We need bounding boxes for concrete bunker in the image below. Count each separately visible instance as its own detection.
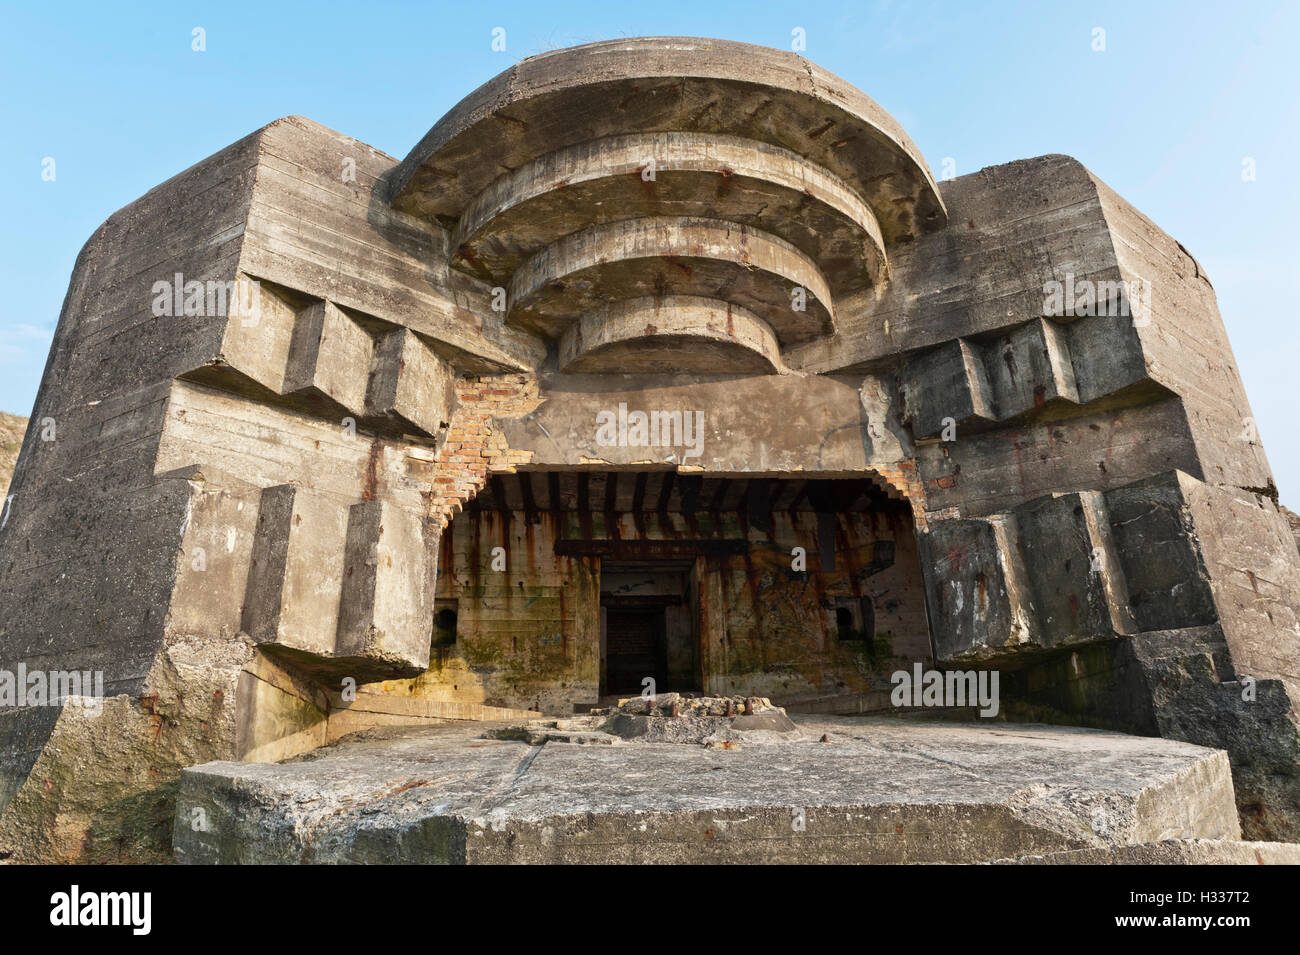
[4,36,1300,861]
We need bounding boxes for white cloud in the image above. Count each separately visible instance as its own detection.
[0,323,54,365]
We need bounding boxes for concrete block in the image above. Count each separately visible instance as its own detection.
[919,515,1033,661]
[241,484,349,657]
[1011,491,1117,649]
[1065,310,1149,405]
[1103,472,1216,632]
[216,276,297,394]
[366,328,456,438]
[898,339,996,439]
[979,318,1079,419]
[335,500,436,677]
[283,300,373,413]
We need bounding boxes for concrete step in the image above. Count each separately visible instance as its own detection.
[174,715,1239,864]
[994,838,1300,865]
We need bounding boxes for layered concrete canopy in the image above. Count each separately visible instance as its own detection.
[1,37,1298,863]
[392,38,946,371]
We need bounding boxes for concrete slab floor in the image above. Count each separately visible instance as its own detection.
[174,715,1242,864]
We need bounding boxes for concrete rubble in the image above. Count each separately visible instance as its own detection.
[485,693,800,746]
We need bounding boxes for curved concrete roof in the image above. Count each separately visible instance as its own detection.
[390,37,947,243]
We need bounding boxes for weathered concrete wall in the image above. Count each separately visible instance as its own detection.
[1281,506,1300,556]
[994,622,1300,843]
[240,116,543,373]
[0,128,266,854]
[707,510,928,704]
[395,496,927,714]
[821,149,1300,841]
[922,469,1300,840]
[418,511,602,713]
[786,156,1118,375]
[498,371,894,474]
[914,395,1199,520]
[1093,175,1273,494]
[0,117,546,860]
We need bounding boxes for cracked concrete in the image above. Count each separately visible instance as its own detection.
[173,716,1241,864]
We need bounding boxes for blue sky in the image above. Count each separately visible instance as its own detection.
[2,1,1296,497]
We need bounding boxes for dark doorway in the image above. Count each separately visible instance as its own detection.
[600,559,699,696]
[604,606,666,695]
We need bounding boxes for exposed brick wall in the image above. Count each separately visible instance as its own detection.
[429,374,540,528]
[872,459,928,531]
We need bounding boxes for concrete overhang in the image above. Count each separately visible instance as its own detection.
[389,37,947,373]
